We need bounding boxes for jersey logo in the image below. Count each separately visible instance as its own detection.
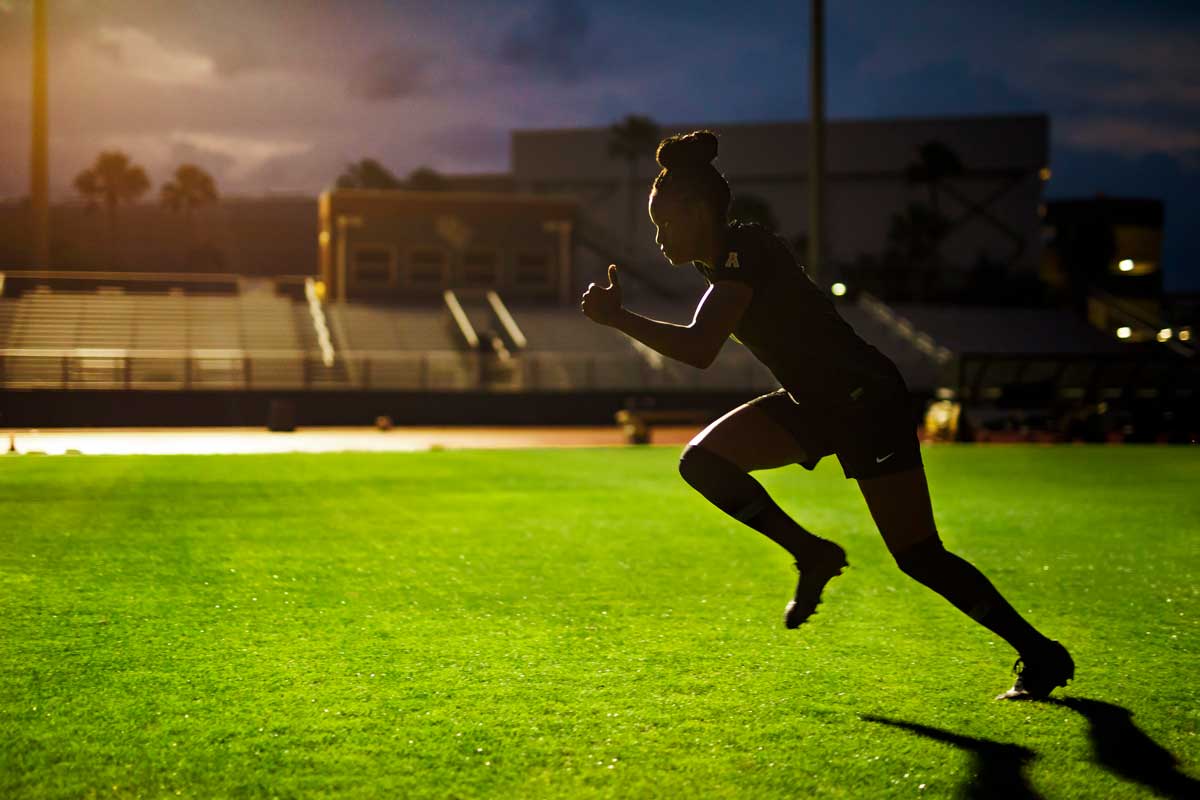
[875,452,895,464]
[724,252,740,269]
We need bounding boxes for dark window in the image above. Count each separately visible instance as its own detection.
[352,247,394,285]
[514,252,552,286]
[462,250,499,286]
[410,249,447,286]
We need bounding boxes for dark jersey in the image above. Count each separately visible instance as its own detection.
[694,221,907,411]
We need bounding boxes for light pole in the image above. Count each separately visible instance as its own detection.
[335,214,363,304]
[31,0,49,269]
[807,0,826,286]
[542,219,573,305]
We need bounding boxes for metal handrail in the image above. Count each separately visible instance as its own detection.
[0,346,777,393]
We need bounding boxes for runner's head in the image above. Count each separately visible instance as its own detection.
[649,130,731,265]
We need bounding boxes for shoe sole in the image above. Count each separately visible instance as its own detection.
[783,557,848,629]
[995,652,1075,701]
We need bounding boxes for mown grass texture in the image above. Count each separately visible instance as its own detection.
[1,445,1197,798]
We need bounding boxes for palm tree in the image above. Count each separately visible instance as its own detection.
[607,115,661,258]
[730,193,779,232]
[905,140,964,213]
[73,150,151,269]
[886,203,951,300]
[908,140,1028,272]
[888,204,950,263]
[335,158,402,189]
[405,166,447,191]
[160,164,218,268]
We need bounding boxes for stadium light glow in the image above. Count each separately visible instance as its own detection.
[1116,326,1132,339]
[831,282,847,296]
[1118,259,1135,272]
[1039,167,1051,181]
[1157,328,1173,342]
[1180,328,1193,342]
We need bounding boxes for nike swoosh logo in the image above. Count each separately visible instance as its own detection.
[875,453,895,463]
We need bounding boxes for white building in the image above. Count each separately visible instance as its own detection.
[511,114,1049,300]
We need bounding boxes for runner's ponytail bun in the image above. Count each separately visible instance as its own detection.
[656,130,719,171]
[652,130,730,223]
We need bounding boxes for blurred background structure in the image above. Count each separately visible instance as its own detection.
[1,1,1196,443]
[1,114,1194,443]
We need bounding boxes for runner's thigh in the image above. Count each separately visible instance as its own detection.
[689,393,814,472]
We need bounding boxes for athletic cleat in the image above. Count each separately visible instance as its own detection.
[784,540,848,629]
[995,639,1075,700]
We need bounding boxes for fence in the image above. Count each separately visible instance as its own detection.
[0,348,779,393]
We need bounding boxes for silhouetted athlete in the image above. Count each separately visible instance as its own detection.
[580,129,1073,700]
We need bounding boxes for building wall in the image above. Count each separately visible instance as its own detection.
[318,190,576,303]
[0,196,317,276]
[512,114,1049,297]
[0,115,1048,303]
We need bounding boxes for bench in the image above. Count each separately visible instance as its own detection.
[614,408,714,445]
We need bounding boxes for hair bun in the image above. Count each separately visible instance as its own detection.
[656,130,719,170]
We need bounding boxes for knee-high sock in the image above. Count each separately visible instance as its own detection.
[894,536,1052,656]
[678,444,830,562]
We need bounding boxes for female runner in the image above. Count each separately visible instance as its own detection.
[580,130,1073,700]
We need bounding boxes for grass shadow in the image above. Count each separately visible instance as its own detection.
[1047,697,1200,800]
[861,715,1041,800]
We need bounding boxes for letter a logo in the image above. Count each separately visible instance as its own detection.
[725,252,740,269]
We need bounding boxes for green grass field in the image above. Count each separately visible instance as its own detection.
[1,445,1197,799]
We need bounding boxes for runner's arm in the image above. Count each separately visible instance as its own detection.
[608,282,752,369]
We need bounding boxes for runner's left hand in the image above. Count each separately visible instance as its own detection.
[581,264,622,325]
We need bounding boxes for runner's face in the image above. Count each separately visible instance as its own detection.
[649,190,704,265]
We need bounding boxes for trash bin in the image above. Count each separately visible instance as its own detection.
[267,399,296,432]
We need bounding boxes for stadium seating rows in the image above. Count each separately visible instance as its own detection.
[0,287,779,392]
[885,304,1131,355]
[5,286,1181,403]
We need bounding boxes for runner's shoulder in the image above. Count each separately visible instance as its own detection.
[730,221,800,268]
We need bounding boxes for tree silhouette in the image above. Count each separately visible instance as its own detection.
[160,164,218,269]
[889,203,950,262]
[905,140,965,213]
[73,150,151,269]
[903,139,1027,281]
[607,115,661,258]
[730,193,779,232]
[405,166,447,191]
[886,203,951,300]
[335,158,402,189]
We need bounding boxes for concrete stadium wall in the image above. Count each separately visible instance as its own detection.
[3,389,922,429]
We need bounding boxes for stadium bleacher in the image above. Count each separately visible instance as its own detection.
[1,275,1194,442]
[0,281,1162,396]
[885,304,1135,356]
[0,284,310,389]
[837,303,948,392]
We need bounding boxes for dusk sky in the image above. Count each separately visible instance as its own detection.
[2,0,1198,289]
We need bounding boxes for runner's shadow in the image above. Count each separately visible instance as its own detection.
[1047,697,1200,800]
[861,715,1041,800]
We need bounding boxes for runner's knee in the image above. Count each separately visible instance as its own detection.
[678,442,733,487]
[892,534,947,579]
[678,444,770,518]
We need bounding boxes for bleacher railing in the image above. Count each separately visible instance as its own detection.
[0,348,777,393]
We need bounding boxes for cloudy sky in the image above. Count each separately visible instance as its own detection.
[2,0,1198,288]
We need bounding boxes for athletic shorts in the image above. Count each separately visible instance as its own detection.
[747,385,923,480]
